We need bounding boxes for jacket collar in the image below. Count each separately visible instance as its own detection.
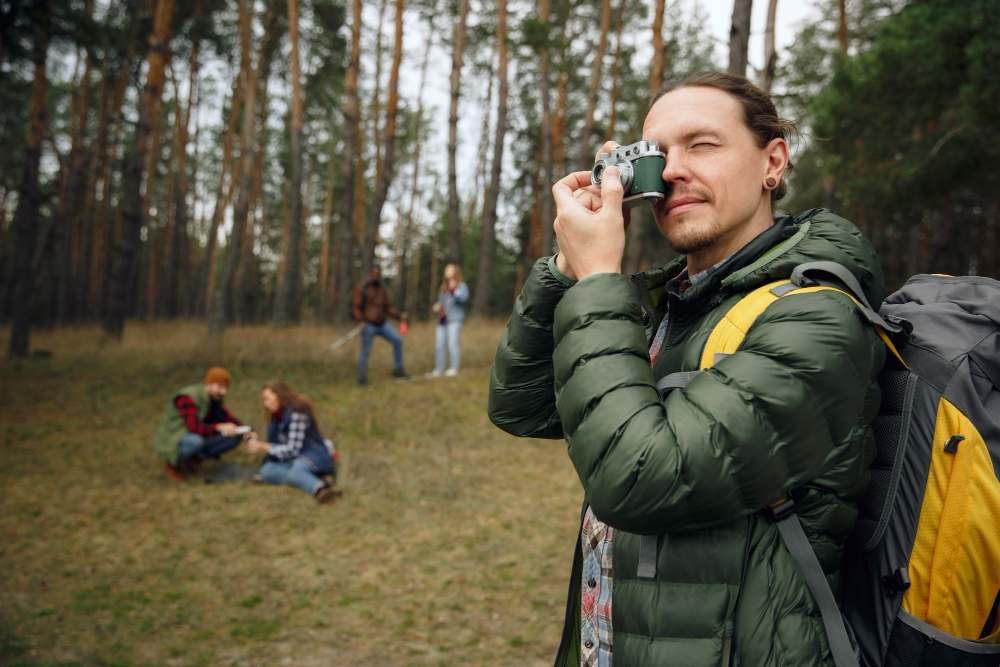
[631,214,796,319]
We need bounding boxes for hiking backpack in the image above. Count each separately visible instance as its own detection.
[653,264,1000,667]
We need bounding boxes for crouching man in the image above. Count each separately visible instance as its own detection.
[153,366,249,481]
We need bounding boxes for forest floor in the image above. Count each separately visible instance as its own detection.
[0,319,582,666]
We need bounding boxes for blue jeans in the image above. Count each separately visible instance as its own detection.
[435,320,463,372]
[177,433,242,463]
[357,321,404,381]
[258,458,325,495]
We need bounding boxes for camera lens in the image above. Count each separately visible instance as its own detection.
[591,163,605,187]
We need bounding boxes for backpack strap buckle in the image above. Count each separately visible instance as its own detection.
[766,496,797,522]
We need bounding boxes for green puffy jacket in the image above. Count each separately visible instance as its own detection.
[489,209,886,667]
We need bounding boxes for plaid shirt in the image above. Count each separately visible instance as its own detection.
[580,256,733,666]
[174,395,241,437]
[580,506,614,666]
[267,409,311,460]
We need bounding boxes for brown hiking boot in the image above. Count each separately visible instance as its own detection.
[164,461,187,482]
[181,456,205,477]
[314,485,344,504]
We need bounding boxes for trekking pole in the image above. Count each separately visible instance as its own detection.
[328,326,362,351]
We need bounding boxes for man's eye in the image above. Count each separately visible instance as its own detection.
[693,142,716,149]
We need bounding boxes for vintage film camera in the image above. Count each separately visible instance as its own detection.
[590,140,669,210]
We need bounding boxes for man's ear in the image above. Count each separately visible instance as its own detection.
[764,137,789,181]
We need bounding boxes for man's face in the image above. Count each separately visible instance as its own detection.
[205,382,228,401]
[370,267,381,283]
[642,86,776,255]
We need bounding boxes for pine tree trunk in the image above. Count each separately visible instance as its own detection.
[197,76,243,316]
[104,0,173,339]
[273,0,305,327]
[335,0,363,323]
[579,0,612,167]
[361,0,405,271]
[837,0,848,53]
[605,0,626,141]
[759,0,778,92]
[538,0,555,258]
[399,9,435,307]
[728,0,753,77]
[165,1,200,319]
[7,0,50,357]
[208,0,261,337]
[463,64,493,247]
[551,7,572,184]
[316,143,338,322]
[471,0,508,317]
[447,0,470,265]
[650,0,665,97]
[93,36,135,319]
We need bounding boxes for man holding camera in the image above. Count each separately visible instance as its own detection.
[489,72,884,667]
[153,366,250,481]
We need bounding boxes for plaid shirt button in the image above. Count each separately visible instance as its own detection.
[585,640,594,649]
[588,578,597,588]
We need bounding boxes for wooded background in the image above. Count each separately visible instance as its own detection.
[1,0,997,357]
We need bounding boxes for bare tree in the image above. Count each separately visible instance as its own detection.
[471,0,508,317]
[7,0,50,357]
[360,0,404,271]
[759,0,778,92]
[447,0,470,264]
[728,0,753,77]
[334,0,362,323]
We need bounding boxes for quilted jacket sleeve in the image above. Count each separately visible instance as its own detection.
[488,256,577,439]
[552,273,884,534]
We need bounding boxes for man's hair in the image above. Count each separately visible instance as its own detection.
[649,71,798,203]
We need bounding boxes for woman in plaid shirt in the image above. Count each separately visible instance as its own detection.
[247,380,340,504]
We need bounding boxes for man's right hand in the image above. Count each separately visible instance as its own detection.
[553,141,633,281]
[360,322,367,330]
[217,422,239,437]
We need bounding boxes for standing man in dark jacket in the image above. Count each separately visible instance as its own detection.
[352,264,409,386]
[489,72,885,666]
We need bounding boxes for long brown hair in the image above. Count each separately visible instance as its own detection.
[263,379,321,431]
[438,263,464,294]
[649,71,799,203]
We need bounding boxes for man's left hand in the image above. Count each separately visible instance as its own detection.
[552,166,627,280]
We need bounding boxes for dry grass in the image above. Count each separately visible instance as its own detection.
[0,319,582,666]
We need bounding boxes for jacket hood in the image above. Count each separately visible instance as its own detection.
[633,208,884,318]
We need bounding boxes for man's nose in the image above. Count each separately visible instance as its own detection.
[662,149,692,184]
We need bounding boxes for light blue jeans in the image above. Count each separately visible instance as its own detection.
[257,458,325,496]
[358,321,404,381]
[435,320,463,372]
[177,433,242,463]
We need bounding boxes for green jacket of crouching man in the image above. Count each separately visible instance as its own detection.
[488,209,886,666]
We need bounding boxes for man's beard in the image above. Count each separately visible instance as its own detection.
[664,218,723,255]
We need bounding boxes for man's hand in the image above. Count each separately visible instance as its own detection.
[217,422,239,437]
[360,322,367,330]
[552,141,632,280]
